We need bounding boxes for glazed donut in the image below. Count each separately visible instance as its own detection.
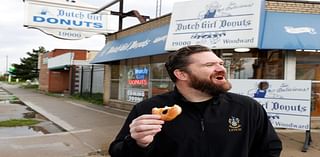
[152,104,182,121]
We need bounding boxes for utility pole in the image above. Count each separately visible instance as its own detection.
[6,55,8,73]
[156,0,162,18]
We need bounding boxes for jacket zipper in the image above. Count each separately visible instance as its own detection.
[200,118,205,131]
[200,118,207,157]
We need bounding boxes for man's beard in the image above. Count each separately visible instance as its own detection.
[188,72,232,96]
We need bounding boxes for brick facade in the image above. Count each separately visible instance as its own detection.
[48,71,69,93]
[38,53,49,92]
[49,49,88,60]
[266,0,320,14]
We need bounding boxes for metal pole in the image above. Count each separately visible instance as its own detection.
[90,65,94,96]
[70,65,74,95]
[118,0,124,30]
[6,55,8,73]
[80,66,84,96]
[159,0,162,17]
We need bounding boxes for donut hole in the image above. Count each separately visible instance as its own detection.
[162,109,168,115]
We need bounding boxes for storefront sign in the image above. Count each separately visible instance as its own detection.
[128,80,148,86]
[48,52,74,70]
[165,0,265,50]
[134,67,148,80]
[229,79,311,130]
[91,25,169,63]
[24,0,112,40]
[127,67,149,86]
[127,89,145,103]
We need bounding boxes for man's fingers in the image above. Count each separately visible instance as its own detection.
[131,127,162,139]
[130,114,164,129]
[131,124,162,133]
[132,119,164,126]
[128,114,164,147]
[135,114,162,120]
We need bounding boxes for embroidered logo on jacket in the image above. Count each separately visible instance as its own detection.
[228,116,242,132]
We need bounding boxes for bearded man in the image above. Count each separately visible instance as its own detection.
[109,45,282,157]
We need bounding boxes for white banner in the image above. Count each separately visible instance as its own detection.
[165,0,265,50]
[48,52,74,69]
[229,79,311,130]
[24,0,112,40]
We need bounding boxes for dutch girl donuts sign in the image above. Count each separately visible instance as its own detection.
[229,79,312,130]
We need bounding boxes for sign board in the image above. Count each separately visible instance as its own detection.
[48,52,74,70]
[127,89,146,103]
[24,0,112,40]
[165,0,265,50]
[229,79,311,130]
[91,25,169,63]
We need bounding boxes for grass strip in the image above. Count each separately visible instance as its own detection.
[0,119,40,127]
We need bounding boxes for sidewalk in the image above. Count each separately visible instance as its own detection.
[278,130,320,157]
[0,83,126,157]
[0,83,319,157]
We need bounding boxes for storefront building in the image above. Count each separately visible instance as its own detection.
[91,0,320,117]
[39,49,97,94]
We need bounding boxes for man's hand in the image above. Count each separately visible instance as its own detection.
[129,114,164,148]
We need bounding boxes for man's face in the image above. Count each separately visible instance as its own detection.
[186,51,231,96]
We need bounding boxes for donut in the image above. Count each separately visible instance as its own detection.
[152,104,182,121]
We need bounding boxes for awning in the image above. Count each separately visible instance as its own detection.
[48,52,73,70]
[91,25,169,64]
[261,12,320,50]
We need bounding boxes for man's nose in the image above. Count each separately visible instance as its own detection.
[214,64,226,72]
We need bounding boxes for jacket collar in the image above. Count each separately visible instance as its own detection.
[173,86,221,105]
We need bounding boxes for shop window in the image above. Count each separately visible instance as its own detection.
[110,62,120,99]
[110,81,119,99]
[126,65,149,89]
[258,50,284,79]
[124,57,150,103]
[150,62,174,96]
[296,51,320,80]
[296,51,320,116]
[223,50,284,79]
[111,62,120,79]
[151,54,174,96]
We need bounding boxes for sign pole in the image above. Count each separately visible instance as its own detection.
[302,130,312,152]
[302,91,313,152]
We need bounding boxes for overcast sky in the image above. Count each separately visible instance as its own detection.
[0,0,186,74]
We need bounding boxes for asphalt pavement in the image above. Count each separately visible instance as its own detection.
[0,82,319,157]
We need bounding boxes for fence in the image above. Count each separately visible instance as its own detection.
[74,65,104,95]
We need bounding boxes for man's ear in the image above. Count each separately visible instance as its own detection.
[173,69,188,81]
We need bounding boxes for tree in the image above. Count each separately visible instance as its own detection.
[11,46,48,81]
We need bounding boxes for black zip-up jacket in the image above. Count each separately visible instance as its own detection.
[109,89,282,157]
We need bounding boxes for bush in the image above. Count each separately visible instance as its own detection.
[0,75,6,81]
[72,93,104,105]
[21,84,39,89]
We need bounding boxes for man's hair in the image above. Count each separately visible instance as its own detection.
[165,45,213,82]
